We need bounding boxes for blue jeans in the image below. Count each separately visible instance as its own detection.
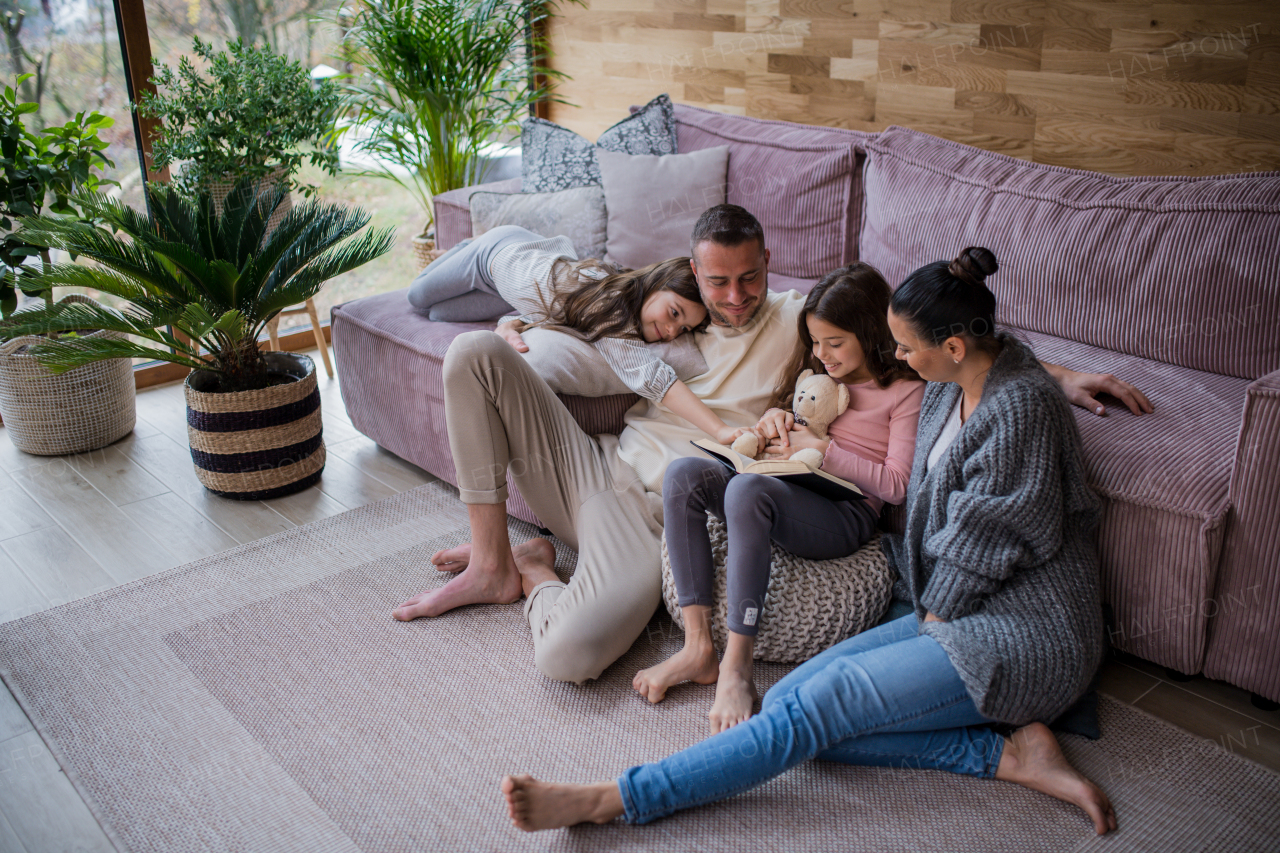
[617,614,1005,824]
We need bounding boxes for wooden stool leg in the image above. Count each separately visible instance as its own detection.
[305,297,334,379]
[267,316,281,352]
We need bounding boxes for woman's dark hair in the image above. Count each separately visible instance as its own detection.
[889,247,1001,356]
[770,262,920,409]
[539,256,709,342]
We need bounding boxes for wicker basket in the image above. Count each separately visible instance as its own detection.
[0,294,136,456]
[412,234,442,271]
[206,167,292,236]
[661,515,894,663]
[184,351,325,500]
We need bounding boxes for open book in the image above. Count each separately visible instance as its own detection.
[691,439,865,502]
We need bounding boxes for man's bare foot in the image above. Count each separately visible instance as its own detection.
[431,543,472,572]
[633,639,719,704]
[996,722,1117,835]
[394,556,522,620]
[512,538,558,597]
[708,664,758,734]
[501,774,623,831]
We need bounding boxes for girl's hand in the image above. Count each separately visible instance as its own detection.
[762,423,829,458]
[923,611,946,623]
[755,408,794,447]
[714,425,747,446]
[496,319,530,353]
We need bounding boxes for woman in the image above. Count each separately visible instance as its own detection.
[498,247,1118,836]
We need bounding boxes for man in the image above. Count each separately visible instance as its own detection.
[393,205,1150,684]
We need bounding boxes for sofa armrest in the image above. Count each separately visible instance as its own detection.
[1203,367,1280,700]
[433,177,523,250]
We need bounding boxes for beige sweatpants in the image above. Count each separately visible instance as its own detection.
[443,331,664,683]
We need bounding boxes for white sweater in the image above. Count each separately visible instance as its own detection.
[619,290,806,492]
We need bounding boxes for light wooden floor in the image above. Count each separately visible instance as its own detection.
[0,355,1277,851]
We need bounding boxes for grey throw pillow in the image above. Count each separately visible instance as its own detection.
[521,326,708,398]
[469,185,607,259]
[520,94,677,193]
[598,146,730,270]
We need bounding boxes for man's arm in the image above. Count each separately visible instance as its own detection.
[1041,361,1153,417]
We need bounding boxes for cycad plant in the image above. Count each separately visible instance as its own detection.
[0,178,393,392]
[335,0,573,237]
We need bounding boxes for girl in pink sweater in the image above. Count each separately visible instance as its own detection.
[635,263,925,733]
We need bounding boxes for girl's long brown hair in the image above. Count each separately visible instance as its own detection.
[770,262,920,410]
[537,256,708,342]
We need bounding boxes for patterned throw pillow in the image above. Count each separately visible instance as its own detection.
[520,94,677,193]
[468,185,608,259]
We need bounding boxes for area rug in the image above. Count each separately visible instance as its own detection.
[2,482,1278,853]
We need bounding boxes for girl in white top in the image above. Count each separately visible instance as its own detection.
[408,225,750,445]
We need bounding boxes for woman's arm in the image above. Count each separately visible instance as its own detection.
[661,379,746,445]
[920,387,1070,621]
[1041,361,1153,417]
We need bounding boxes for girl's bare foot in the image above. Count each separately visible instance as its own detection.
[512,538,558,597]
[431,543,472,572]
[501,774,623,831]
[708,664,758,734]
[633,638,719,704]
[996,722,1117,835]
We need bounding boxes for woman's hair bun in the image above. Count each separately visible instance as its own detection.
[948,247,998,286]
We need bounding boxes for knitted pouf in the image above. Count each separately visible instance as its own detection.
[660,515,896,663]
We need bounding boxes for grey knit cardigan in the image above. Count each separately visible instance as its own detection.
[882,334,1105,726]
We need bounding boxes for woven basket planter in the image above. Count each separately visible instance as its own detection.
[661,515,895,663]
[206,167,292,235]
[412,234,442,271]
[184,351,325,500]
[0,294,136,456]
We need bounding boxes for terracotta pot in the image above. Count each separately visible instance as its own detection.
[184,351,325,500]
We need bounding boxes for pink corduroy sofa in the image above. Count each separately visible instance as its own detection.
[331,104,1280,703]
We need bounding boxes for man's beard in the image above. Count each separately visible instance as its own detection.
[708,297,764,327]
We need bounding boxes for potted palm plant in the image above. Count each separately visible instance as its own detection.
[138,36,341,228]
[334,0,572,268]
[0,74,132,455]
[0,179,393,498]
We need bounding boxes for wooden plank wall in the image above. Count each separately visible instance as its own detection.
[545,0,1280,176]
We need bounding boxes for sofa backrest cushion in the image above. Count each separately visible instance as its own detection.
[649,104,874,280]
[860,126,1280,380]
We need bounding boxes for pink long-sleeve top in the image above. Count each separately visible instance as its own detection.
[819,377,925,515]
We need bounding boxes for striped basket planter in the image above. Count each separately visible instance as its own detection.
[184,351,325,500]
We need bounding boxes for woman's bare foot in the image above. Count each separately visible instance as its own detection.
[708,664,758,734]
[501,774,623,831]
[431,543,472,572]
[996,722,1117,835]
[512,538,558,597]
[633,638,719,704]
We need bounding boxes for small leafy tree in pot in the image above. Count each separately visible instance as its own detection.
[138,37,340,197]
[0,178,394,392]
[334,0,575,240]
[0,73,116,319]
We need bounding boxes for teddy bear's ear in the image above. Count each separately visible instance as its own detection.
[798,368,814,383]
[836,382,850,415]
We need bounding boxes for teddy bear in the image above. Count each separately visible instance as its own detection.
[731,369,850,467]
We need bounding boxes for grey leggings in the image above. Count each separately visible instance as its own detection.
[663,456,879,636]
[406,225,544,321]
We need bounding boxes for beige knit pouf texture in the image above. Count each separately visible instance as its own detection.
[660,515,896,663]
